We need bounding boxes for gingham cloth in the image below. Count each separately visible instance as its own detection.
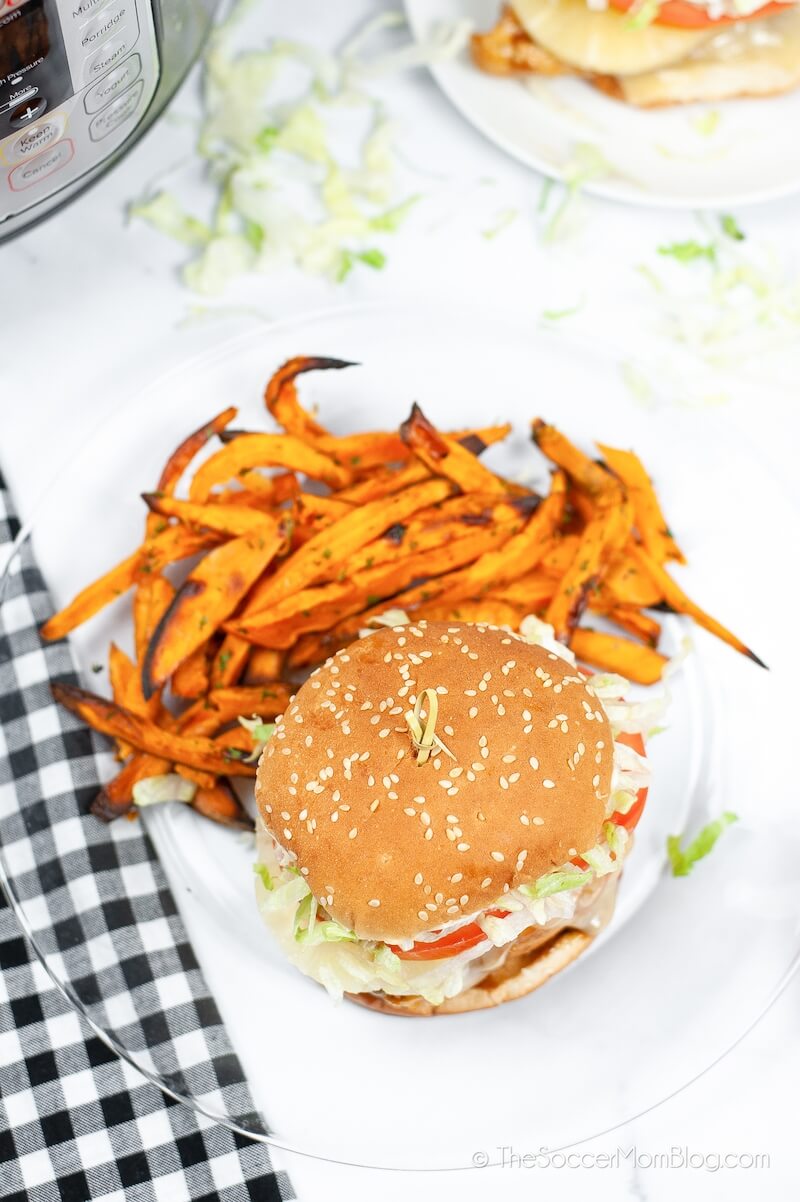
[0,473,293,1202]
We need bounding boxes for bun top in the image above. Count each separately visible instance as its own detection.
[255,621,613,942]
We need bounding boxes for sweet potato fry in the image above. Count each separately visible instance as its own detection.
[401,404,507,495]
[538,534,582,579]
[192,780,254,831]
[142,494,272,537]
[91,753,169,821]
[210,633,251,688]
[51,684,258,776]
[235,478,454,619]
[597,442,685,565]
[570,629,668,685]
[545,496,631,642]
[589,600,662,647]
[41,551,141,641]
[485,572,554,611]
[629,546,766,667]
[234,517,519,647]
[532,420,617,498]
[144,405,236,530]
[171,641,213,699]
[264,355,352,439]
[603,548,662,608]
[142,520,284,696]
[133,575,175,667]
[189,434,351,501]
[177,685,291,737]
[135,526,223,581]
[431,472,566,607]
[415,599,525,628]
[335,459,429,504]
[108,643,140,757]
[244,648,284,684]
[227,469,302,503]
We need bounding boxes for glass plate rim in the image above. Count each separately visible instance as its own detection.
[2,301,799,1170]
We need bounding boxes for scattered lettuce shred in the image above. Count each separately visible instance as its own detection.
[667,812,739,877]
[132,774,197,807]
[131,2,423,293]
[482,208,519,240]
[541,143,614,243]
[237,714,276,762]
[643,216,800,370]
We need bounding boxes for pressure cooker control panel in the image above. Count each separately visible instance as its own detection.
[0,0,159,222]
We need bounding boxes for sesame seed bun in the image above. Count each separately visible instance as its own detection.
[255,621,613,943]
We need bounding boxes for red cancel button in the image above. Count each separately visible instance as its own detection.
[8,138,74,191]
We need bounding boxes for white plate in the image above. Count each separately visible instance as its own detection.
[7,303,799,1168]
[404,0,800,208]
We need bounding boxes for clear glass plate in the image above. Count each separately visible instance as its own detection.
[2,303,798,1169]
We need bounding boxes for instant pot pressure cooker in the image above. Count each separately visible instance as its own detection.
[0,0,218,240]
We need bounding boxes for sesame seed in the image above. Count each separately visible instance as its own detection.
[520,814,530,826]
[348,827,358,839]
[368,899,381,908]
[542,779,555,789]
[500,776,509,790]
[426,901,437,911]
[533,816,545,826]
[451,872,463,883]
[481,747,489,759]
[468,706,478,718]
[370,799,380,812]
[491,851,504,862]
[404,808,416,816]
[457,842,470,852]
[593,774,601,787]
[283,829,292,840]
[420,812,431,827]
[449,767,463,778]
[481,877,492,888]
[378,729,390,738]
[502,754,516,763]
[529,757,539,770]
[509,772,520,783]
[424,828,433,840]
[418,911,428,922]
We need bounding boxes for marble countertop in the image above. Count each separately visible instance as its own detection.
[3,2,799,1198]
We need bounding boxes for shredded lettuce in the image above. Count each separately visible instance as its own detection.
[720,214,745,243]
[667,812,739,877]
[237,714,276,762]
[253,862,273,891]
[132,774,197,807]
[131,7,421,294]
[625,0,662,28]
[520,868,593,900]
[482,208,518,241]
[541,143,613,244]
[691,110,720,138]
[659,241,716,266]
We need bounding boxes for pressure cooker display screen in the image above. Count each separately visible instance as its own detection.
[0,0,49,85]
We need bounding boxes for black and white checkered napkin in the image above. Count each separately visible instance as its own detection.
[0,473,293,1201]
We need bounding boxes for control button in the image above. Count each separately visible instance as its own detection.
[84,53,141,114]
[9,97,47,128]
[8,139,74,191]
[71,0,114,25]
[6,113,66,163]
[84,33,136,82]
[88,78,143,141]
[80,3,130,52]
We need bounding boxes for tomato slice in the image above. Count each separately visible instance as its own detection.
[611,730,649,832]
[389,908,510,961]
[608,0,785,28]
[571,729,649,868]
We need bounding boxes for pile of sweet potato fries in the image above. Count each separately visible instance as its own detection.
[44,356,764,830]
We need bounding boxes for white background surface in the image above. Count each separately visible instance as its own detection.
[3,1,800,1198]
